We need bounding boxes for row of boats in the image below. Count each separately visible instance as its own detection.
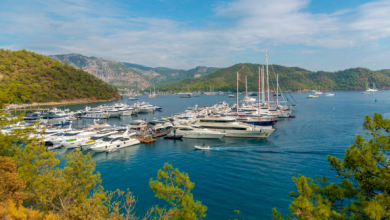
[2,92,295,153]
[23,102,162,124]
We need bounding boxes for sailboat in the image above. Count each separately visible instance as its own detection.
[366,82,378,92]
[148,86,156,98]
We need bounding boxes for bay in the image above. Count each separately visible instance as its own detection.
[57,91,389,219]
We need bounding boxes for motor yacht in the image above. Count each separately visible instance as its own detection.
[81,110,110,119]
[194,116,274,138]
[90,128,140,152]
[80,130,118,151]
[62,130,97,149]
[172,125,225,139]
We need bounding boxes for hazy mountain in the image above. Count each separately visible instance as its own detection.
[50,54,218,89]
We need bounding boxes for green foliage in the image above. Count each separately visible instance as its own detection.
[0,49,120,104]
[162,63,390,92]
[0,110,209,219]
[274,113,390,219]
[149,163,207,220]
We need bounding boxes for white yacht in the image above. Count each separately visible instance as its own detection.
[194,117,274,138]
[62,130,97,149]
[80,130,118,151]
[90,128,140,152]
[81,110,110,119]
[138,105,155,113]
[307,94,319,98]
[172,125,225,139]
[103,109,122,118]
[325,93,335,96]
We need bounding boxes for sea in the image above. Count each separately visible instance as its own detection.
[52,91,390,219]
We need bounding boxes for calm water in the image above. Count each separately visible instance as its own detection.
[55,91,390,219]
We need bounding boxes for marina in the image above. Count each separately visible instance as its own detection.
[1,90,388,219]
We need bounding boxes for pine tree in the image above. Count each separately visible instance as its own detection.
[273,113,390,219]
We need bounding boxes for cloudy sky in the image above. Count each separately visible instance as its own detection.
[1,0,390,71]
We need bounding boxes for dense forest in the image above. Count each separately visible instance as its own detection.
[0,49,121,104]
[161,63,390,92]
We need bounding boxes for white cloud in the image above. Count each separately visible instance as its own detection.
[1,0,390,70]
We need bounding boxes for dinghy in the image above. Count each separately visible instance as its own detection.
[194,145,211,150]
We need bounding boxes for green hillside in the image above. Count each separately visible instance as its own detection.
[0,49,121,104]
[161,63,390,92]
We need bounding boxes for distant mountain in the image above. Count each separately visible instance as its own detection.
[0,49,120,104]
[161,63,390,92]
[50,54,218,89]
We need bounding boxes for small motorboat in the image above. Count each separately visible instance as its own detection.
[164,135,183,140]
[194,145,211,150]
[307,94,319,98]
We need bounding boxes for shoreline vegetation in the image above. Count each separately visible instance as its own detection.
[4,97,122,110]
[161,63,390,92]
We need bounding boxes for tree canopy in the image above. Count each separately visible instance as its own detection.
[0,110,206,219]
[0,49,121,104]
[273,113,390,219]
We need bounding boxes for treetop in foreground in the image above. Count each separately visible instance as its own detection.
[273,113,390,220]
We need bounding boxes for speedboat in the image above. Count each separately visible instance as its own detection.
[307,94,319,98]
[194,145,211,150]
[325,93,335,96]
[172,125,225,139]
[128,97,138,101]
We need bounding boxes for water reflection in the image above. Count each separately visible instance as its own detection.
[91,145,140,162]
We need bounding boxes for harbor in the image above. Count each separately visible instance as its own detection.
[1,90,388,219]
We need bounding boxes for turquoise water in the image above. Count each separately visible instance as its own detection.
[57,91,390,219]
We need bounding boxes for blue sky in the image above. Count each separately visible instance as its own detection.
[1,0,390,71]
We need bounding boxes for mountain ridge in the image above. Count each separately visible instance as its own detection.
[161,63,390,92]
[50,53,219,89]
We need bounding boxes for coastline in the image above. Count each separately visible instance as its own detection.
[5,97,122,110]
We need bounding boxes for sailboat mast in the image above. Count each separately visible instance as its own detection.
[236,71,239,116]
[276,74,279,106]
[266,51,270,106]
[261,66,265,105]
[258,67,260,116]
[245,75,248,97]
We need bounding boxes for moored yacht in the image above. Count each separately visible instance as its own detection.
[172,125,225,139]
[90,128,140,152]
[62,130,97,149]
[194,116,274,138]
[80,130,118,151]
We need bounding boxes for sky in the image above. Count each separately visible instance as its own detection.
[1,0,390,71]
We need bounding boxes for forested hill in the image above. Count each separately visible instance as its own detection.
[161,63,390,92]
[0,49,121,104]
